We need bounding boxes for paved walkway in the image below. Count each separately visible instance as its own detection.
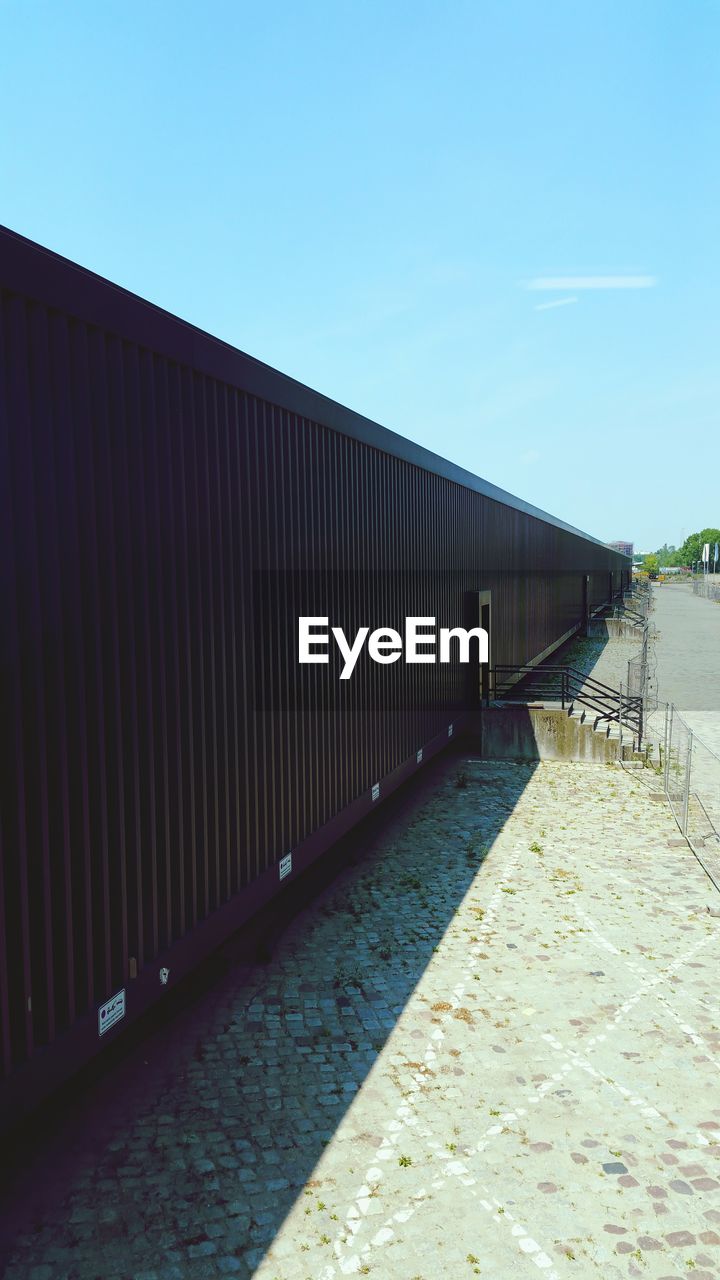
[2,756,720,1280]
[650,584,720,757]
[550,584,720,743]
[651,585,720,716]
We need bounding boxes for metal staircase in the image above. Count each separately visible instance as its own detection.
[490,664,644,750]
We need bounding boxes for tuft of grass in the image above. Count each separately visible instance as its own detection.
[398,1154,413,1167]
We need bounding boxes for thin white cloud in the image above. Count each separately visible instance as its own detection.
[534,295,578,311]
[519,448,541,465]
[527,275,656,290]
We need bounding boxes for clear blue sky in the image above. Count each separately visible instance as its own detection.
[2,0,718,551]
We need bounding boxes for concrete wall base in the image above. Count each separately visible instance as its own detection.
[479,704,631,762]
[587,618,644,640]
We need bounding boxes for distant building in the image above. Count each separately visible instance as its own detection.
[608,540,634,558]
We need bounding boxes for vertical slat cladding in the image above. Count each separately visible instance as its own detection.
[141,349,174,948]
[27,304,75,1032]
[6,296,55,1047]
[268,405,283,852]
[1,293,34,1065]
[218,385,242,899]
[0,827,11,1075]
[0,240,628,1098]
[79,322,117,997]
[184,364,210,920]
[195,373,221,917]
[48,312,95,1015]
[85,327,129,989]
[171,362,198,931]
[235,391,256,887]
[206,379,232,909]
[153,356,185,939]
[105,333,143,973]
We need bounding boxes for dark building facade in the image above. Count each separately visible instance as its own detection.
[0,227,629,1124]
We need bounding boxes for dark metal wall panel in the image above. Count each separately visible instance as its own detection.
[0,228,630,1119]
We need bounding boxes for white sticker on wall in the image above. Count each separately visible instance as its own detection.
[416,748,423,764]
[371,782,380,802]
[448,723,454,738]
[98,989,126,1036]
[279,852,292,880]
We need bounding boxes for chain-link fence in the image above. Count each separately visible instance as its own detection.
[625,608,658,742]
[626,649,643,700]
[692,577,720,603]
[664,705,694,833]
[660,705,720,853]
[611,584,651,623]
[628,582,720,872]
[687,734,720,851]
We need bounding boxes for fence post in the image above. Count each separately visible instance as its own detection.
[618,680,623,758]
[682,730,693,837]
[664,704,673,794]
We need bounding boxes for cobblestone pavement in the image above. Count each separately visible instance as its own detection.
[3,757,720,1280]
[551,633,636,694]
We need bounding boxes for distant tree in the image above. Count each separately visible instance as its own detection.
[677,529,720,568]
[643,553,660,579]
[655,543,676,562]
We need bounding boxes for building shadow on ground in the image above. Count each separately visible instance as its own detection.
[0,746,538,1280]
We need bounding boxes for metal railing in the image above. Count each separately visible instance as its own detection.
[658,704,720,850]
[491,663,643,747]
[609,584,651,625]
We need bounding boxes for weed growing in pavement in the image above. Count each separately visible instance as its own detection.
[333,964,364,989]
[465,833,490,862]
[399,873,423,890]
